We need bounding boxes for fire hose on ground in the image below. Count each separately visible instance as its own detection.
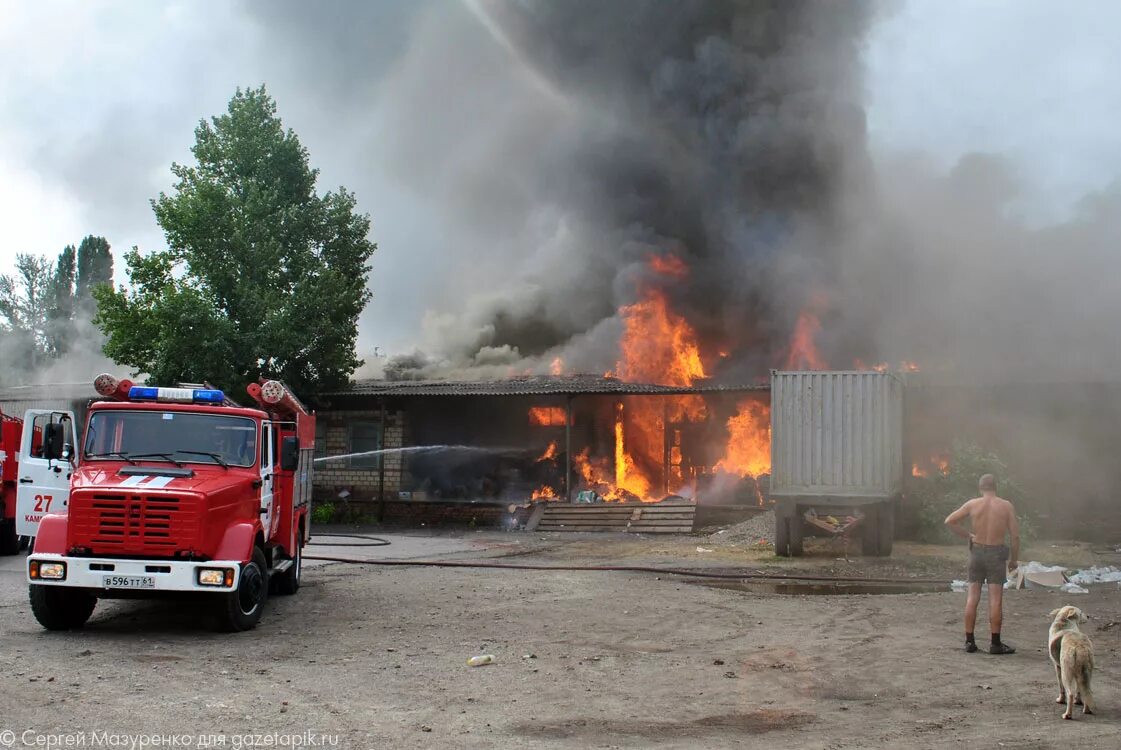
[304,537,954,586]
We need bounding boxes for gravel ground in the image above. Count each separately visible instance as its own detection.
[707,510,775,546]
[2,532,1119,749]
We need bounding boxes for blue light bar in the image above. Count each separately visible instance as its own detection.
[127,386,226,404]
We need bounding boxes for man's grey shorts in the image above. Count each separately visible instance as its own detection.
[969,543,1009,585]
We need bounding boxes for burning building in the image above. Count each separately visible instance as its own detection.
[314,375,770,517]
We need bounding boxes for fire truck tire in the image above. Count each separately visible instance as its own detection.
[215,547,269,632]
[272,533,302,596]
[29,585,97,630]
[0,519,17,555]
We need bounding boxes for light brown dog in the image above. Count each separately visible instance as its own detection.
[1048,605,1095,719]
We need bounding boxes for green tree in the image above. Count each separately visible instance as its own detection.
[0,253,54,370]
[75,235,113,305]
[45,244,76,356]
[93,86,376,395]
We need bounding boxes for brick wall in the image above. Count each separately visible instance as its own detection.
[312,408,409,501]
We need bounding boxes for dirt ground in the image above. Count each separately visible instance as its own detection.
[1,529,1119,749]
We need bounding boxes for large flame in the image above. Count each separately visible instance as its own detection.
[715,400,771,477]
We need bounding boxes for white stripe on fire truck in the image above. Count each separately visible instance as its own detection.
[120,475,150,487]
[146,475,174,488]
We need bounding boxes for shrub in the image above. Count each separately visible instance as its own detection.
[911,441,1035,544]
[311,501,336,525]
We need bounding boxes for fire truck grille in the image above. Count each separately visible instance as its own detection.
[69,493,202,554]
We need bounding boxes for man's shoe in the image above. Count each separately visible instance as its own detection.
[965,642,978,653]
[989,642,1016,655]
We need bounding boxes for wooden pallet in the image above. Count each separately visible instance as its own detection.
[532,502,696,533]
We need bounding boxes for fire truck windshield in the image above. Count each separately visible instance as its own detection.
[83,410,258,468]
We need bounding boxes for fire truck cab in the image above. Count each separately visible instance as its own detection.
[2,408,77,555]
[26,375,314,632]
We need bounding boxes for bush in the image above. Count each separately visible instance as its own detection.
[910,441,1035,544]
[311,501,336,525]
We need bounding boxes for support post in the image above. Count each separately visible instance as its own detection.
[377,397,387,523]
[565,395,573,503]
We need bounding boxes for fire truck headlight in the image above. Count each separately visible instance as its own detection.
[197,568,232,587]
[31,561,67,580]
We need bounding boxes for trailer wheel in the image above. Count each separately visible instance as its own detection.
[774,510,790,556]
[0,518,17,555]
[272,533,302,596]
[876,503,895,557]
[215,547,269,632]
[29,585,97,631]
[788,511,804,557]
[860,506,878,553]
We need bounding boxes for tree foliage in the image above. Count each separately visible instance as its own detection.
[910,440,1035,543]
[0,237,114,381]
[75,235,113,305]
[0,254,53,369]
[94,86,375,395]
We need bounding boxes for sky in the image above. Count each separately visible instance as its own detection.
[1,0,1120,357]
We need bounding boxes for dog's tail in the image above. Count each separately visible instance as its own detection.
[1077,661,1095,713]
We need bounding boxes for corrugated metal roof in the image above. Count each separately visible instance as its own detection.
[323,374,768,398]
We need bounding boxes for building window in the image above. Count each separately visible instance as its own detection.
[314,423,326,458]
[348,421,382,469]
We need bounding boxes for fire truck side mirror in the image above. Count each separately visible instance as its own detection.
[42,423,65,461]
[279,436,299,472]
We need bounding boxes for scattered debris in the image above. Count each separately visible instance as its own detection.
[467,655,495,667]
[1068,566,1121,585]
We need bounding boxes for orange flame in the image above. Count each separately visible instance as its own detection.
[614,289,706,387]
[649,253,688,279]
[784,308,826,370]
[528,406,566,426]
[715,400,771,477]
[550,357,564,376]
[912,453,950,478]
[536,441,558,463]
[531,485,558,500]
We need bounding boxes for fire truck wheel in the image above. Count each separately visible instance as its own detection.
[0,519,17,555]
[28,585,97,631]
[272,533,302,596]
[215,546,269,632]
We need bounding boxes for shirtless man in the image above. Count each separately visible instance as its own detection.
[945,474,1020,654]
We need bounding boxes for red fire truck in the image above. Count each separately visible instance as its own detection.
[26,375,315,632]
[2,407,77,555]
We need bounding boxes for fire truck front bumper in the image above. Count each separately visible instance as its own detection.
[28,554,244,592]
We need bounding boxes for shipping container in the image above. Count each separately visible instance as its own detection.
[769,371,904,556]
[770,370,903,498]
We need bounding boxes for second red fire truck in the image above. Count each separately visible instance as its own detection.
[26,375,315,632]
